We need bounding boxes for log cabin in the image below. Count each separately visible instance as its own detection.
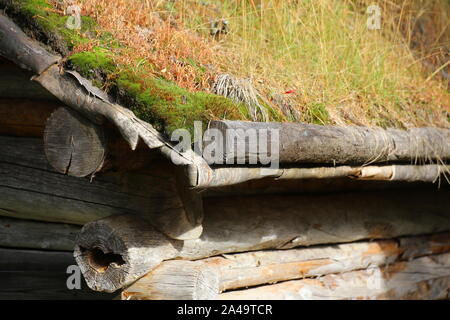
[0,1,449,300]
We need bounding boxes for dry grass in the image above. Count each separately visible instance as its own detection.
[65,0,217,90]
[53,0,449,128]
[212,74,269,121]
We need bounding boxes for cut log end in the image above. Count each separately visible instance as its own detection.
[44,106,107,177]
[74,215,177,293]
[121,260,219,300]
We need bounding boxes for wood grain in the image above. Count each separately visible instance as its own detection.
[44,106,107,177]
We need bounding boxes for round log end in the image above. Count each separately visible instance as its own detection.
[74,214,177,293]
[44,106,106,177]
[121,260,220,300]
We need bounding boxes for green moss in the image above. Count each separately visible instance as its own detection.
[2,0,97,52]
[116,71,249,136]
[1,0,270,135]
[68,47,115,77]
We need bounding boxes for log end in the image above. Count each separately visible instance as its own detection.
[44,107,107,178]
[121,260,220,300]
[74,214,176,293]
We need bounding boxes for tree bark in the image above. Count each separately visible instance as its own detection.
[0,14,60,74]
[208,120,450,165]
[194,164,448,188]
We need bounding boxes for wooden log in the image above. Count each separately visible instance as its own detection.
[121,232,450,299]
[0,98,59,137]
[0,271,116,300]
[186,189,450,255]
[121,260,219,300]
[357,164,448,183]
[74,215,178,293]
[219,253,450,300]
[0,136,203,240]
[0,248,114,300]
[0,216,79,251]
[196,232,450,291]
[203,176,435,198]
[195,166,359,188]
[0,14,60,74]
[75,188,450,292]
[208,120,450,165]
[0,247,76,271]
[0,14,175,156]
[0,59,57,100]
[44,106,107,177]
[194,165,449,188]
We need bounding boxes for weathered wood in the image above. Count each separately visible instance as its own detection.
[74,215,178,293]
[0,248,114,300]
[196,232,450,291]
[35,63,165,150]
[208,120,450,165]
[0,14,184,164]
[0,98,59,137]
[195,166,359,188]
[120,232,450,299]
[219,253,450,300]
[0,216,79,251]
[76,188,450,292]
[0,271,116,300]
[194,165,449,188]
[203,176,435,198]
[0,58,57,100]
[0,136,203,240]
[188,189,450,255]
[358,164,448,183]
[121,260,219,300]
[0,248,76,270]
[44,106,107,177]
[0,15,60,74]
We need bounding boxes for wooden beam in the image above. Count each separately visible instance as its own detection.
[0,248,114,300]
[75,188,450,292]
[194,164,448,188]
[0,57,57,100]
[0,136,203,240]
[208,120,450,165]
[0,247,76,270]
[121,260,219,300]
[202,176,434,198]
[120,232,450,299]
[44,106,107,177]
[0,14,60,74]
[0,98,59,137]
[197,232,450,291]
[219,253,450,300]
[0,216,79,251]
